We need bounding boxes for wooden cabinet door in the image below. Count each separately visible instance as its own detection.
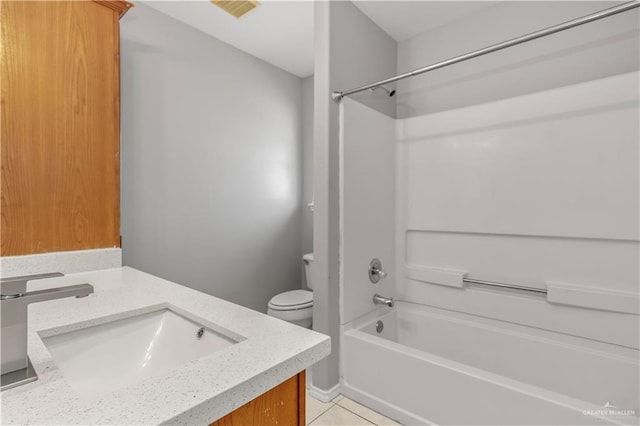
[1,1,128,255]
[211,371,306,426]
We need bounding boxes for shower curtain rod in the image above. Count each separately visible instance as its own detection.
[331,0,640,102]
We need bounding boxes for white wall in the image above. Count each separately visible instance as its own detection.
[397,1,639,117]
[313,0,397,395]
[396,72,639,349]
[389,1,640,349]
[340,99,395,325]
[120,3,303,313]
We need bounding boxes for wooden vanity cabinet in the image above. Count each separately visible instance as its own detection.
[211,371,306,426]
[0,0,132,256]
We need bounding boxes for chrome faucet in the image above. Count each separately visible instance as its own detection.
[1,272,93,391]
[373,294,394,307]
[368,259,387,283]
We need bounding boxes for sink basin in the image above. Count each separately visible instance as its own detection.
[42,308,239,398]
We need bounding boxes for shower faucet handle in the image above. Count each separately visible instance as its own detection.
[369,259,387,283]
[375,269,387,279]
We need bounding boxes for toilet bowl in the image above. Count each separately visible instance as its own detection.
[267,253,314,328]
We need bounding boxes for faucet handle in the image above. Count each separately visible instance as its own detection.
[368,259,387,283]
[1,272,64,298]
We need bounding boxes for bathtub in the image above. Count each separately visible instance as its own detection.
[341,302,639,425]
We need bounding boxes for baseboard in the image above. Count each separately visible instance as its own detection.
[307,382,341,403]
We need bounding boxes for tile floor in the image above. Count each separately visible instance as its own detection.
[306,393,402,425]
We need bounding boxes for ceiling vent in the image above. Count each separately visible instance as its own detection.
[211,0,260,19]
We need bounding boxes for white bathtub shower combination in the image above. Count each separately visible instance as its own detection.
[338,71,640,426]
[342,303,638,425]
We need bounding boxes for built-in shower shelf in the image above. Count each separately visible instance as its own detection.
[546,281,639,315]
[405,264,639,314]
[406,265,465,288]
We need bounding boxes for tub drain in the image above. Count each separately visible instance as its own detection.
[375,320,384,333]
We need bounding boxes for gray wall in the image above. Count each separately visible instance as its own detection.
[302,76,314,270]
[120,3,303,313]
[397,1,640,117]
[330,3,398,119]
[312,0,397,394]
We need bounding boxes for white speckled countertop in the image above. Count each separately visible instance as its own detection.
[1,267,330,425]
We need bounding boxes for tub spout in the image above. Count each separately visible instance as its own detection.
[373,294,394,307]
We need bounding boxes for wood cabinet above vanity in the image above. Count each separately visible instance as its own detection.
[1,0,132,256]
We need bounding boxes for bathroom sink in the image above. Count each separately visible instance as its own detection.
[41,309,239,398]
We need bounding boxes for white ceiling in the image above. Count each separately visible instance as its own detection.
[143,0,315,78]
[143,1,500,79]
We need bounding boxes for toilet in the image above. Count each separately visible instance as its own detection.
[267,253,314,328]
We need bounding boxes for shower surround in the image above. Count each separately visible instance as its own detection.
[338,72,640,425]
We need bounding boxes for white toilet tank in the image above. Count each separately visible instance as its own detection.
[303,253,314,290]
[267,253,314,328]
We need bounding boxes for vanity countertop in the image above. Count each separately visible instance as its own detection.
[1,267,330,425]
